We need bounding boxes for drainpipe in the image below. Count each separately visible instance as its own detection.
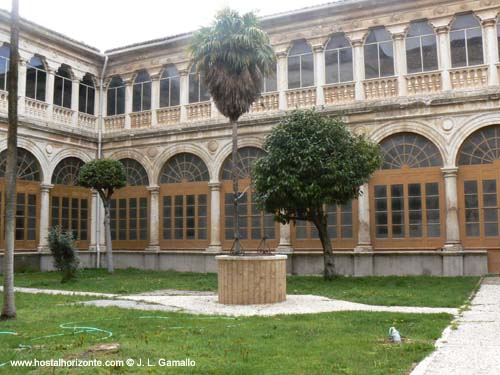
[95,55,108,268]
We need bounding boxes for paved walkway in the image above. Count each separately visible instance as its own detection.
[411,278,500,375]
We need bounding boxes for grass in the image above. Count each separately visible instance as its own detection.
[2,268,479,308]
[0,292,452,374]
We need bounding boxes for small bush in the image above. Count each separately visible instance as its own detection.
[48,226,79,283]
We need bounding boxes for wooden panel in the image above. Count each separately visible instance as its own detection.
[487,249,500,274]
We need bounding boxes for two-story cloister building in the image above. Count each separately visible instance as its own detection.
[1,0,500,276]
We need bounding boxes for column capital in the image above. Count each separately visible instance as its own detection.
[40,183,54,192]
[351,39,363,48]
[179,69,189,77]
[147,185,160,193]
[434,26,450,35]
[208,182,222,190]
[276,51,288,59]
[392,33,405,42]
[481,18,497,28]
[441,167,458,177]
[312,44,324,53]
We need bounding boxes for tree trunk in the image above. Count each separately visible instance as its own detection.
[313,209,336,280]
[1,0,19,320]
[103,200,114,274]
[231,119,241,255]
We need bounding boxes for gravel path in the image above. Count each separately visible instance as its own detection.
[411,278,500,375]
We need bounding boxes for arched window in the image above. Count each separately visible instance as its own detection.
[51,157,89,247]
[364,28,394,79]
[26,56,46,102]
[0,148,41,249]
[406,21,438,74]
[371,134,444,245]
[79,73,95,115]
[221,147,277,248]
[53,65,72,108]
[0,43,10,91]
[110,158,149,248]
[159,153,209,246]
[132,70,151,112]
[107,76,125,116]
[325,35,353,84]
[458,126,500,165]
[450,13,484,68]
[160,65,180,107]
[261,63,277,93]
[188,65,210,103]
[287,40,314,89]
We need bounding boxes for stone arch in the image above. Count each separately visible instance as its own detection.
[106,149,153,186]
[48,148,93,183]
[0,138,49,183]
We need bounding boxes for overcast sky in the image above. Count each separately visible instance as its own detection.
[0,0,330,52]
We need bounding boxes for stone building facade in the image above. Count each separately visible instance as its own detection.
[1,0,499,275]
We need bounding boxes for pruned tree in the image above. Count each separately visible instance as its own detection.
[1,0,19,320]
[188,8,275,254]
[77,159,126,274]
[253,109,381,279]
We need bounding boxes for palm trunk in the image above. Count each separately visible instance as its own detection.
[1,0,19,320]
[103,201,114,274]
[231,119,241,255]
[313,209,336,280]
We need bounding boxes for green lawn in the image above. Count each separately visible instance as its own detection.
[0,292,452,375]
[2,268,479,307]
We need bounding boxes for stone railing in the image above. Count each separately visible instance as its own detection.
[323,82,356,105]
[130,110,151,129]
[187,101,211,121]
[157,106,180,126]
[78,112,97,131]
[104,114,126,132]
[52,105,73,125]
[363,77,398,100]
[406,71,442,96]
[250,92,279,113]
[24,97,48,120]
[450,65,488,90]
[286,87,316,109]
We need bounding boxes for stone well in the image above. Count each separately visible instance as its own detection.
[216,255,287,305]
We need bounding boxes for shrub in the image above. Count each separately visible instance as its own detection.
[48,226,79,283]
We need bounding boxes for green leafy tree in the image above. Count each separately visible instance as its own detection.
[253,110,382,279]
[77,159,126,274]
[48,226,79,283]
[188,8,275,254]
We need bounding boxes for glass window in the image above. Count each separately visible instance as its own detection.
[364,28,394,79]
[450,13,484,68]
[261,63,277,93]
[26,56,46,102]
[458,125,500,165]
[380,133,443,169]
[0,148,41,181]
[406,21,438,74]
[132,70,151,112]
[160,64,180,107]
[107,76,125,116]
[287,40,314,89]
[79,73,95,115]
[188,65,210,103]
[325,35,353,84]
[53,65,72,109]
[0,44,9,92]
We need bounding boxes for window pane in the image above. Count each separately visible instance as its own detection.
[163,196,172,240]
[174,195,183,240]
[339,48,353,82]
[142,81,151,110]
[325,50,339,84]
[107,89,116,116]
[132,84,142,112]
[391,184,405,238]
[450,30,467,68]
[37,71,46,101]
[406,37,422,74]
[364,44,379,79]
[26,68,36,99]
[160,79,170,107]
[379,42,394,77]
[467,28,484,66]
[54,76,63,106]
[301,54,314,87]
[375,185,388,238]
[287,56,300,89]
[63,78,72,108]
[87,87,95,115]
[422,35,438,71]
[79,85,87,113]
[189,74,198,103]
[170,77,180,106]
[117,87,125,114]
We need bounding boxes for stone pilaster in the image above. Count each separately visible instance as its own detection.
[17,58,27,115]
[89,190,99,252]
[430,18,453,91]
[46,68,55,116]
[479,15,500,86]
[313,44,325,106]
[124,79,132,129]
[355,183,373,252]
[71,78,79,127]
[179,69,189,122]
[276,223,293,254]
[276,51,288,110]
[150,74,160,127]
[442,167,463,251]
[146,185,160,251]
[392,32,407,97]
[37,183,53,252]
[206,182,222,252]
[351,39,365,100]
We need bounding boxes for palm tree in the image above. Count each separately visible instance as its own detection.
[188,8,275,254]
[1,0,19,320]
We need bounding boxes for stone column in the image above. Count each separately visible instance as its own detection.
[392,32,407,97]
[37,183,53,252]
[89,190,98,251]
[46,68,55,118]
[17,58,27,115]
[150,74,160,127]
[207,182,222,252]
[431,20,452,91]
[355,183,373,252]
[276,52,288,110]
[351,39,365,100]
[124,79,133,129]
[276,223,293,253]
[71,78,79,127]
[313,44,325,106]
[179,69,189,122]
[147,185,160,251]
[480,16,500,86]
[442,167,463,251]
